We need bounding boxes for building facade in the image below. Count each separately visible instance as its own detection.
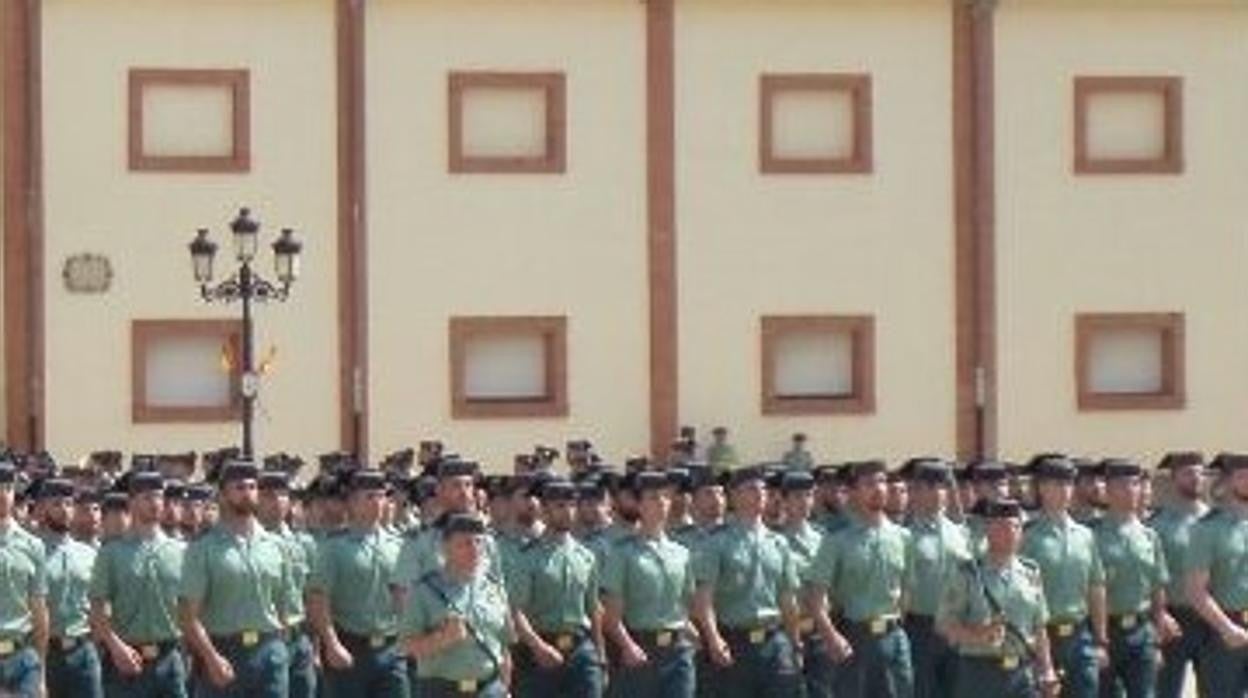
[1,0,1243,470]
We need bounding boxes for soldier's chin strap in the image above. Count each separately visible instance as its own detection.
[967,557,1036,662]
[421,574,503,679]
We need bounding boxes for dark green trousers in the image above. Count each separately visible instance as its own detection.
[953,655,1036,698]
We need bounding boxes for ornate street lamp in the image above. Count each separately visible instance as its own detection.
[187,208,302,459]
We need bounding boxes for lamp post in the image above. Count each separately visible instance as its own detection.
[188,208,302,460]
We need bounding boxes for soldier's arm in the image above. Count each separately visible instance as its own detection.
[307,591,350,664]
[601,595,642,659]
[1033,626,1060,696]
[178,597,228,672]
[1187,568,1241,639]
[28,594,48,665]
[1087,583,1109,648]
[510,606,558,660]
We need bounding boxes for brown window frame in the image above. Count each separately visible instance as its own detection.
[447,71,567,174]
[128,68,251,173]
[760,315,876,415]
[132,319,244,423]
[449,316,569,419]
[1073,76,1183,175]
[759,73,873,175]
[1074,312,1186,411]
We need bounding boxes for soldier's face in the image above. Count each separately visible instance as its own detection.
[638,489,670,528]
[911,482,946,514]
[1038,479,1074,510]
[730,481,765,518]
[130,491,163,525]
[349,489,386,526]
[0,484,13,518]
[439,476,475,514]
[259,489,290,524]
[222,480,259,516]
[1105,477,1139,513]
[73,502,101,537]
[854,473,888,513]
[692,486,725,522]
[543,499,575,532]
[444,532,482,573]
[1231,468,1248,501]
[986,517,1022,553]
[43,496,73,533]
[783,490,813,523]
[1172,465,1204,500]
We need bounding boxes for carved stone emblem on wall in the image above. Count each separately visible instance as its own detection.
[62,253,113,294]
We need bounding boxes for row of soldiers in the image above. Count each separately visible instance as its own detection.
[0,443,1244,697]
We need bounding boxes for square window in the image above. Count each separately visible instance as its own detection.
[761,315,875,415]
[448,72,566,174]
[1074,76,1183,175]
[760,74,873,174]
[128,68,251,173]
[1075,313,1185,410]
[132,320,243,423]
[449,316,568,418]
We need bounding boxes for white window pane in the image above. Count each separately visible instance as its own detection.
[1086,91,1166,161]
[774,330,854,397]
[1088,327,1164,394]
[771,89,855,160]
[461,87,547,159]
[464,334,547,400]
[142,83,235,157]
[145,335,233,408]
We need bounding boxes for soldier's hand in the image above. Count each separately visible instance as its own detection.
[1221,624,1248,650]
[1156,611,1182,644]
[441,615,468,645]
[531,640,565,669]
[110,643,144,677]
[325,640,354,670]
[708,638,734,667]
[619,640,648,668]
[972,621,1005,648]
[206,652,236,689]
[822,634,853,664]
[1092,644,1109,670]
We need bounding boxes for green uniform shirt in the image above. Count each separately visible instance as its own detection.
[0,523,46,637]
[782,521,823,579]
[392,524,504,597]
[601,533,693,631]
[1187,507,1248,611]
[803,517,910,622]
[1020,513,1105,621]
[905,514,971,617]
[401,568,514,681]
[497,529,538,598]
[510,534,598,633]
[781,449,814,471]
[936,555,1048,658]
[309,526,403,636]
[89,530,184,643]
[180,525,290,636]
[270,524,315,625]
[1148,502,1206,607]
[814,510,853,537]
[1094,514,1168,615]
[44,533,95,638]
[692,520,798,628]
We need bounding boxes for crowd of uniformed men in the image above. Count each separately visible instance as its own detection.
[0,427,1244,698]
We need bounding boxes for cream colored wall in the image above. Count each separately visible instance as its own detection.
[995,1,1248,463]
[676,0,957,463]
[366,0,650,470]
[40,0,340,462]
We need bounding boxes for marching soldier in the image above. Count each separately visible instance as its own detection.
[89,470,188,697]
[936,499,1060,698]
[179,460,293,698]
[179,483,215,540]
[672,468,725,551]
[1149,451,1211,698]
[574,477,612,550]
[812,464,852,534]
[100,492,129,544]
[403,513,514,698]
[257,471,318,698]
[497,473,545,594]
[0,459,48,697]
[38,478,101,697]
[510,477,604,698]
[778,470,833,698]
[705,427,739,473]
[1020,456,1108,698]
[72,488,103,548]
[1093,459,1174,698]
[1186,452,1248,697]
[601,470,696,698]
[904,459,970,698]
[308,468,409,697]
[1071,460,1106,527]
[693,465,802,698]
[804,459,913,698]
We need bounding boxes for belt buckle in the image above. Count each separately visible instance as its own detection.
[0,640,15,656]
[241,631,259,648]
[1001,655,1019,670]
[748,629,766,644]
[140,645,159,661]
[556,634,573,651]
[369,635,385,649]
[656,631,673,648]
[870,618,887,635]
[457,679,478,693]
[1120,614,1137,630]
[1056,623,1073,638]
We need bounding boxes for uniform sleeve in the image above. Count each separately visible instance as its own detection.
[691,534,720,589]
[935,563,966,628]
[681,551,696,607]
[28,546,47,598]
[1032,574,1050,628]
[599,542,625,600]
[777,539,798,596]
[803,531,840,591]
[585,552,601,612]
[88,545,111,601]
[306,540,333,595]
[1150,529,1170,591]
[1087,531,1106,587]
[399,583,429,638]
[508,549,532,610]
[179,539,209,603]
[1185,520,1213,576]
[391,537,419,590]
